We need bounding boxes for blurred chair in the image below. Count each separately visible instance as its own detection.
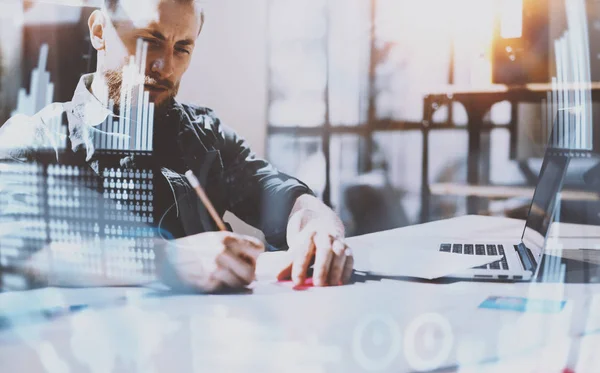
[344,170,409,236]
[559,158,600,226]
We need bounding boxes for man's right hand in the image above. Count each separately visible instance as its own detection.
[156,231,265,293]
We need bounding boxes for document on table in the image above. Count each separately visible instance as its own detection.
[347,236,503,280]
[353,249,503,280]
[257,238,503,281]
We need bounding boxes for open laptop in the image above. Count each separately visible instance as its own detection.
[440,114,581,281]
[440,151,569,281]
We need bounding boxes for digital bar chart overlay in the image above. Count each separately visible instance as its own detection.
[12,44,67,150]
[94,39,154,153]
[544,0,593,151]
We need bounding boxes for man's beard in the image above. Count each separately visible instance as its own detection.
[103,69,180,114]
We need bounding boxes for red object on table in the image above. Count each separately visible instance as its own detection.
[277,277,314,291]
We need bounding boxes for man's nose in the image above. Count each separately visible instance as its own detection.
[149,52,175,80]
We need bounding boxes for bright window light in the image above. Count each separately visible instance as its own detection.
[500,0,523,39]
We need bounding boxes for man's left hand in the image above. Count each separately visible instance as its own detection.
[276,220,353,287]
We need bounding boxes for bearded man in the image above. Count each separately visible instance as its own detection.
[0,0,353,293]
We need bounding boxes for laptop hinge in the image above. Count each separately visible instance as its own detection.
[516,243,536,272]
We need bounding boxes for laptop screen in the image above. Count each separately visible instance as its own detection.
[520,152,570,262]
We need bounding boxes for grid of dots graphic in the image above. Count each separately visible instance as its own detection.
[101,167,154,224]
[100,167,156,281]
[0,163,46,271]
[46,165,157,282]
[1,162,157,284]
[48,164,104,279]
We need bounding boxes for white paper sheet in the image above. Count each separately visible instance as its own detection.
[256,241,504,281]
[352,248,503,280]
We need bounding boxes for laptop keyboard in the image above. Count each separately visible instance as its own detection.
[440,244,509,270]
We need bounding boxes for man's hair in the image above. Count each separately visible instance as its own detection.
[103,0,205,31]
[103,0,119,12]
[104,0,198,12]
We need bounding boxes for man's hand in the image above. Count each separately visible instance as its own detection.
[156,231,265,293]
[277,219,353,287]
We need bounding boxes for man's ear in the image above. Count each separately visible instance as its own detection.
[88,10,107,51]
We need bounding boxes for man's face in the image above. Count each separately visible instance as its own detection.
[99,0,202,110]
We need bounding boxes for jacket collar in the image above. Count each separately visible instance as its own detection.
[64,73,113,161]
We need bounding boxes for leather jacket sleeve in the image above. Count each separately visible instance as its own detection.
[207,109,313,250]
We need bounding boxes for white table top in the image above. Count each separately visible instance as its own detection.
[1,216,599,373]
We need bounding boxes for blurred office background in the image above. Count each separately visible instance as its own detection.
[2,0,600,237]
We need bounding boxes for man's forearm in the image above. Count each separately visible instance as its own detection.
[287,194,344,241]
[20,243,158,288]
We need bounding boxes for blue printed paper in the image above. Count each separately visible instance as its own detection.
[479,296,566,314]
